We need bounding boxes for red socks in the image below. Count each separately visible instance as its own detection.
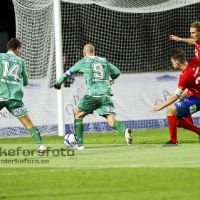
[167,116,178,143]
[178,117,200,136]
[167,115,200,143]
[185,115,193,124]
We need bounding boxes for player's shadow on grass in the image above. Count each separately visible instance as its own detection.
[140,140,199,145]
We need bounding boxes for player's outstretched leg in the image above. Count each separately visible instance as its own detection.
[74,118,84,150]
[18,114,46,152]
[185,115,193,124]
[178,117,200,134]
[112,120,133,145]
[29,127,46,153]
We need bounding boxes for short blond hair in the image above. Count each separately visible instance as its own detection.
[83,44,95,54]
[190,22,200,32]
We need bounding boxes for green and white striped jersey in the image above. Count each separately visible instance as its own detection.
[0,52,28,100]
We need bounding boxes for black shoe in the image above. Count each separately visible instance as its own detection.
[162,140,179,147]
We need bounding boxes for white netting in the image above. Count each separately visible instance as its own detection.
[1,0,200,138]
[13,0,55,80]
[63,0,200,12]
[0,0,58,138]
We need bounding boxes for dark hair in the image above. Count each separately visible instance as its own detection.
[7,38,22,51]
[190,22,200,32]
[170,48,186,64]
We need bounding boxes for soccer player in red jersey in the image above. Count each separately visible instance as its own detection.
[169,22,200,125]
[169,22,200,60]
[151,48,200,146]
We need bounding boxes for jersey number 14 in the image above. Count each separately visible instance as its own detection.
[2,60,20,80]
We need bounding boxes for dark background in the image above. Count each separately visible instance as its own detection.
[2,1,200,74]
[61,2,199,73]
[0,0,15,52]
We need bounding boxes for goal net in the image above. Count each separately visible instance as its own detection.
[1,0,200,137]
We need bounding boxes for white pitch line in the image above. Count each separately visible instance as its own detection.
[0,169,66,176]
[1,160,200,176]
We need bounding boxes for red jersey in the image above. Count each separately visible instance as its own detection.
[195,42,200,60]
[178,58,200,98]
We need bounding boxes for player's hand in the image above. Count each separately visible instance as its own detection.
[110,80,114,85]
[151,104,164,112]
[54,84,61,90]
[169,35,181,42]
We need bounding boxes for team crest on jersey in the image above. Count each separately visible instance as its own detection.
[13,107,27,115]
[106,106,115,112]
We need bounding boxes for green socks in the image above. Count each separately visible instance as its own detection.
[113,120,127,135]
[29,127,43,146]
[74,119,125,146]
[75,119,84,146]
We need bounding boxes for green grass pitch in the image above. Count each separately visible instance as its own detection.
[0,128,200,200]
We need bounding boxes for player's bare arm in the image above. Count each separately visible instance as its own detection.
[169,35,195,45]
[151,93,179,112]
[179,89,188,100]
[169,35,181,41]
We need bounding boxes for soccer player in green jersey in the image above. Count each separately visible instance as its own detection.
[0,38,46,152]
[54,44,133,149]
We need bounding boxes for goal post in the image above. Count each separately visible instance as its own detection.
[54,0,65,136]
[2,0,200,138]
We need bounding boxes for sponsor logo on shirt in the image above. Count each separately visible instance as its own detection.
[106,106,115,112]
[13,107,26,115]
[1,79,18,85]
[189,105,197,114]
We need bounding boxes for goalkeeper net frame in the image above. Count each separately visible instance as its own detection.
[1,0,200,137]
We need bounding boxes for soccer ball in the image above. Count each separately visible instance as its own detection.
[64,133,78,148]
